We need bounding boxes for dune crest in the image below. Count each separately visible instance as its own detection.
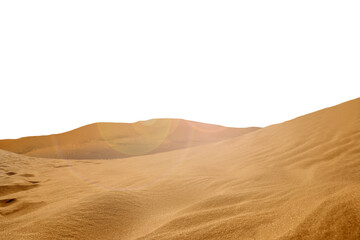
[0,98,360,240]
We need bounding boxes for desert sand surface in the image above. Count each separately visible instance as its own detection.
[0,98,360,240]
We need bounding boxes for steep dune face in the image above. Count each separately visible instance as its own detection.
[0,119,259,159]
[0,98,359,240]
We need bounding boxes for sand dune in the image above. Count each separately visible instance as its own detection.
[0,98,360,239]
[0,119,259,159]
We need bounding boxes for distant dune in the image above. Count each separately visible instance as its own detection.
[0,119,259,159]
[0,98,359,240]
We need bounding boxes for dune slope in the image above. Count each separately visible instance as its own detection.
[0,98,359,240]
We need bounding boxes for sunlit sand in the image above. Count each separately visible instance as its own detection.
[0,98,359,239]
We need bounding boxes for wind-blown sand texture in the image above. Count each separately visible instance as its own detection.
[0,98,359,240]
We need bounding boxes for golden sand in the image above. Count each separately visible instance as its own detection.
[0,98,359,239]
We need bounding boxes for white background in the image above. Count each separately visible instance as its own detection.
[0,1,359,139]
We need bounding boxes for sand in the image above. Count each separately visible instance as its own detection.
[0,119,259,159]
[0,98,359,239]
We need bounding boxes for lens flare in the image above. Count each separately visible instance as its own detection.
[96,119,176,156]
[52,119,194,191]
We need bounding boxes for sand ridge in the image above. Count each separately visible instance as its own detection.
[0,119,259,159]
[0,98,360,239]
